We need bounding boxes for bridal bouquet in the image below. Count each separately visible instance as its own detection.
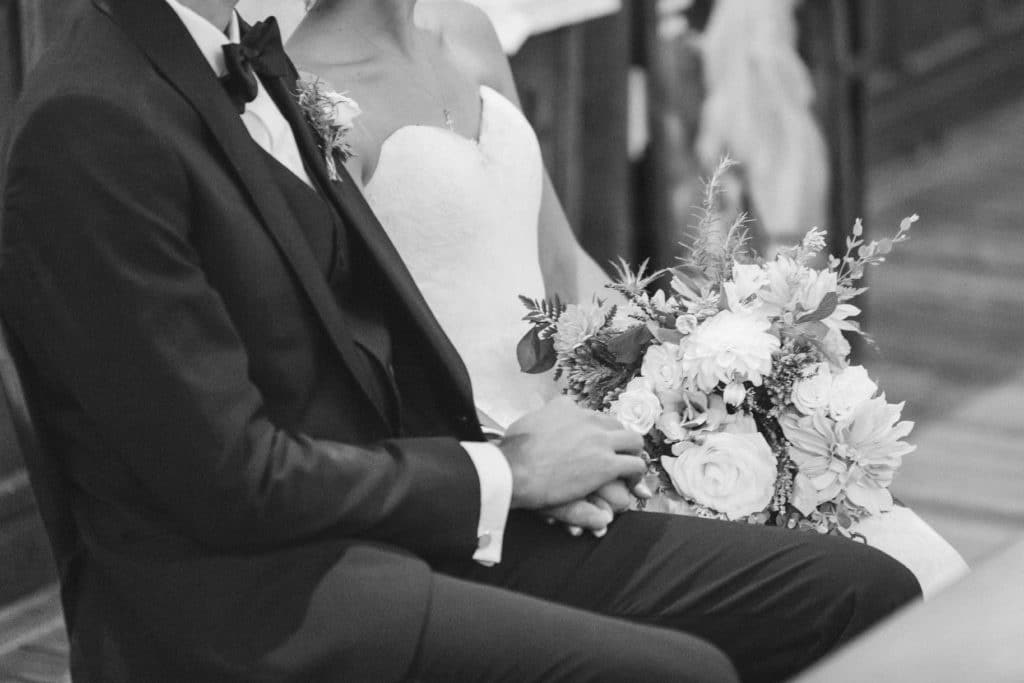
[518,162,919,536]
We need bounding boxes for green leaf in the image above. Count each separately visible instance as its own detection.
[795,292,838,324]
[517,327,556,374]
[607,325,656,364]
[793,320,829,341]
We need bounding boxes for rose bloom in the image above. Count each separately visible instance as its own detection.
[680,310,780,392]
[641,343,683,393]
[828,365,878,422]
[323,89,361,129]
[612,377,662,434]
[554,303,607,355]
[780,396,915,516]
[663,432,777,520]
[675,313,698,335]
[791,363,833,415]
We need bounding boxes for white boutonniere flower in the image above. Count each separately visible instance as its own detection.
[295,74,361,182]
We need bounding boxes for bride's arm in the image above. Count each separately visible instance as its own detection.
[538,170,615,303]
[431,1,615,304]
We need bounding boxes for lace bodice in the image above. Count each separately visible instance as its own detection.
[363,85,557,428]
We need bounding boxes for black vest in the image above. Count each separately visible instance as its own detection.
[258,148,403,429]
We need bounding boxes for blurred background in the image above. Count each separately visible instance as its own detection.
[1,0,1023,675]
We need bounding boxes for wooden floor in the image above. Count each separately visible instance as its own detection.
[865,94,1024,565]
[3,96,1024,682]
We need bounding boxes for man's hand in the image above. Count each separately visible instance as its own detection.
[544,478,653,537]
[498,397,646,511]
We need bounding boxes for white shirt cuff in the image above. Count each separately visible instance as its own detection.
[461,441,512,566]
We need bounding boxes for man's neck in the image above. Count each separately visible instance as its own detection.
[175,0,237,32]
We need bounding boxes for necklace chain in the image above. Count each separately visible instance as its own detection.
[356,31,455,132]
[423,45,455,132]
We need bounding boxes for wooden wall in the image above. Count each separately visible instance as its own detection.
[865,0,1024,161]
[510,8,635,266]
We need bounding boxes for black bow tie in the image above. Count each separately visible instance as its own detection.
[220,17,291,114]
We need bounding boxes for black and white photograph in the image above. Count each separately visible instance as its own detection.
[0,0,1022,680]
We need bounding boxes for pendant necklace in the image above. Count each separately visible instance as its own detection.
[422,39,456,132]
[357,30,455,133]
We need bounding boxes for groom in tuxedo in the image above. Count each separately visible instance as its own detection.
[0,0,920,681]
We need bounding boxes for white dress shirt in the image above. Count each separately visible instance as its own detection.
[165,0,513,565]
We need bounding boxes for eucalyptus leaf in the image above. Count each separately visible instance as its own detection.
[517,327,556,374]
[607,325,656,364]
[795,291,838,324]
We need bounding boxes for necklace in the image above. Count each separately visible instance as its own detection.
[355,30,455,132]
[423,46,456,132]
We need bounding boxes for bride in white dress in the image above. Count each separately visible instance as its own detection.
[286,0,967,596]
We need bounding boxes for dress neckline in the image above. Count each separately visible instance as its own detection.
[365,85,500,190]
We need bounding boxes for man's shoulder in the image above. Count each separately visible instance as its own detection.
[10,9,186,159]
[15,4,164,123]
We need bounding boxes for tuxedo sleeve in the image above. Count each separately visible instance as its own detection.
[0,94,482,559]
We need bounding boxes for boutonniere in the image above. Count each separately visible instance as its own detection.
[295,74,361,182]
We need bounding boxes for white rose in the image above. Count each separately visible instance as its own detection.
[662,432,777,520]
[641,343,683,393]
[323,90,361,129]
[791,363,833,415]
[675,314,698,335]
[612,377,662,434]
[828,365,877,422]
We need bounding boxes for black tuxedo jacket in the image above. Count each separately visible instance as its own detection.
[0,0,488,680]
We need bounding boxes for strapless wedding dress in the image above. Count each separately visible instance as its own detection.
[365,86,558,429]
[362,85,968,597]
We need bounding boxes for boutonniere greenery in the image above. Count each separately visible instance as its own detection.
[295,74,361,182]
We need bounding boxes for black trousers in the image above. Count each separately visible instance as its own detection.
[412,511,921,683]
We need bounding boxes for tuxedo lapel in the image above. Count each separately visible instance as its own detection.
[261,71,478,420]
[92,0,393,428]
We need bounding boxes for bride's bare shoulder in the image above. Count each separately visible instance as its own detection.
[416,1,519,104]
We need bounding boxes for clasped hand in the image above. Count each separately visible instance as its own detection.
[498,397,651,537]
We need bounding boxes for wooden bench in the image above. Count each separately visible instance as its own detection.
[0,325,75,682]
[0,587,69,682]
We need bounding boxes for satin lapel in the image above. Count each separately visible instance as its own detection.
[261,72,477,416]
[92,0,393,429]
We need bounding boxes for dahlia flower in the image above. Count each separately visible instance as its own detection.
[679,310,780,392]
[780,396,916,516]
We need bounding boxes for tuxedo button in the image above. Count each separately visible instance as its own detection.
[477,532,492,550]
